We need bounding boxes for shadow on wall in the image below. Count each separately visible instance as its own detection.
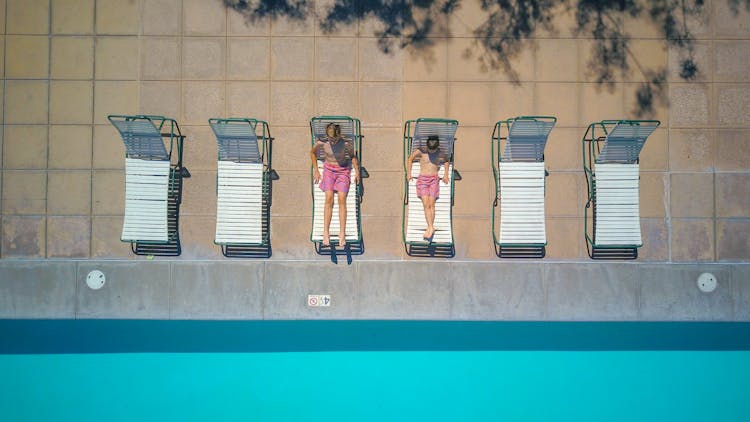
[226,0,750,117]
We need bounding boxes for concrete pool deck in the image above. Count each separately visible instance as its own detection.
[1,260,748,321]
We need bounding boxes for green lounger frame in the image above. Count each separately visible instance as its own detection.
[582,119,660,259]
[309,116,367,258]
[209,118,277,258]
[108,114,190,256]
[402,118,460,258]
[491,116,556,258]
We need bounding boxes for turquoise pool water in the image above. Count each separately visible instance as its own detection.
[2,321,749,421]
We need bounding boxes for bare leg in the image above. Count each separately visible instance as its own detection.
[337,190,348,247]
[323,190,334,246]
[422,196,436,239]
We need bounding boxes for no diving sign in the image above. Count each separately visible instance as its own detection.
[307,294,331,307]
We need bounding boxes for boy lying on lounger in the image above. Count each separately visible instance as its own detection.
[310,123,360,248]
[406,135,450,241]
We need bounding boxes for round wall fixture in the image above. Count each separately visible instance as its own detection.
[86,270,106,290]
[697,272,717,293]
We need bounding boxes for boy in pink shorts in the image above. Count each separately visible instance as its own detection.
[311,123,359,247]
[406,135,450,241]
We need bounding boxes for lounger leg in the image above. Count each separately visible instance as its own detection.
[337,190,347,247]
[323,190,334,246]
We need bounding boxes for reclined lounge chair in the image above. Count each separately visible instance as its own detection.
[310,116,366,258]
[491,116,556,258]
[108,114,189,256]
[402,118,459,258]
[582,119,660,259]
[209,118,277,258]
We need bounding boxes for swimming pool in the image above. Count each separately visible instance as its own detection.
[2,321,749,421]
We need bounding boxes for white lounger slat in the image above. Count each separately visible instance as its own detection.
[498,162,546,244]
[215,161,265,244]
[405,162,453,243]
[122,158,170,242]
[594,163,641,246]
[311,161,359,242]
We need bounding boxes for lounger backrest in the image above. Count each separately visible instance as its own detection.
[411,121,458,158]
[502,119,555,162]
[210,121,261,163]
[597,122,658,164]
[311,118,356,141]
[110,118,169,160]
[311,118,357,162]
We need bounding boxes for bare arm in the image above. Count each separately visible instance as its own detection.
[352,156,360,184]
[310,143,321,183]
[442,160,450,184]
[406,150,421,180]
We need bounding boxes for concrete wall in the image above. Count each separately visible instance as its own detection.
[0,0,748,261]
[1,260,748,320]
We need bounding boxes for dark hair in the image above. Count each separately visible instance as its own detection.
[426,135,439,149]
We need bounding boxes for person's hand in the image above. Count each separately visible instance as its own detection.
[313,169,321,184]
[354,172,360,184]
[407,174,413,182]
[442,174,449,184]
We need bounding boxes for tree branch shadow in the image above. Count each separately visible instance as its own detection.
[225,0,746,117]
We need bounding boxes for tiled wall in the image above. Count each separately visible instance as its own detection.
[1,0,749,261]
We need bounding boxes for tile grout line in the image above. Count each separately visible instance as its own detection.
[89,0,98,259]
[44,0,52,258]
[0,0,7,257]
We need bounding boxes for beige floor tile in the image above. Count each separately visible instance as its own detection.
[140,37,181,80]
[315,82,357,117]
[91,170,124,215]
[96,0,139,34]
[2,171,47,214]
[91,215,132,258]
[669,129,713,171]
[716,174,750,218]
[182,37,226,80]
[671,218,715,261]
[3,126,48,169]
[50,81,93,124]
[47,171,91,215]
[6,35,49,78]
[52,0,94,34]
[2,216,46,258]
[94,81,138,124]
[47,216,90,257]
[717,219,750,261]
[228,37,269,80]
[51,36,94,79]
[182,81,225,125]
[403,82,448,119]
[48,125,92,169]
[7,0,49,34]
[270,82,314,126]
[670,173,714,218]
[142,0,182,35]
[183,0,226,35]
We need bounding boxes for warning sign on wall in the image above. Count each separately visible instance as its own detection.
[307,294,331,307]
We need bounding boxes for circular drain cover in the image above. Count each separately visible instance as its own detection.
[86,270,106,290]
[697,272,717,293]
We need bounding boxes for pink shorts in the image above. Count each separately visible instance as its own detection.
[320,162,351,193]
[416,174,440,199]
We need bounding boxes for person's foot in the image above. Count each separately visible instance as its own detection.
[322,233,330,247]
[338,233,346,247]
[423,227,435,241]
